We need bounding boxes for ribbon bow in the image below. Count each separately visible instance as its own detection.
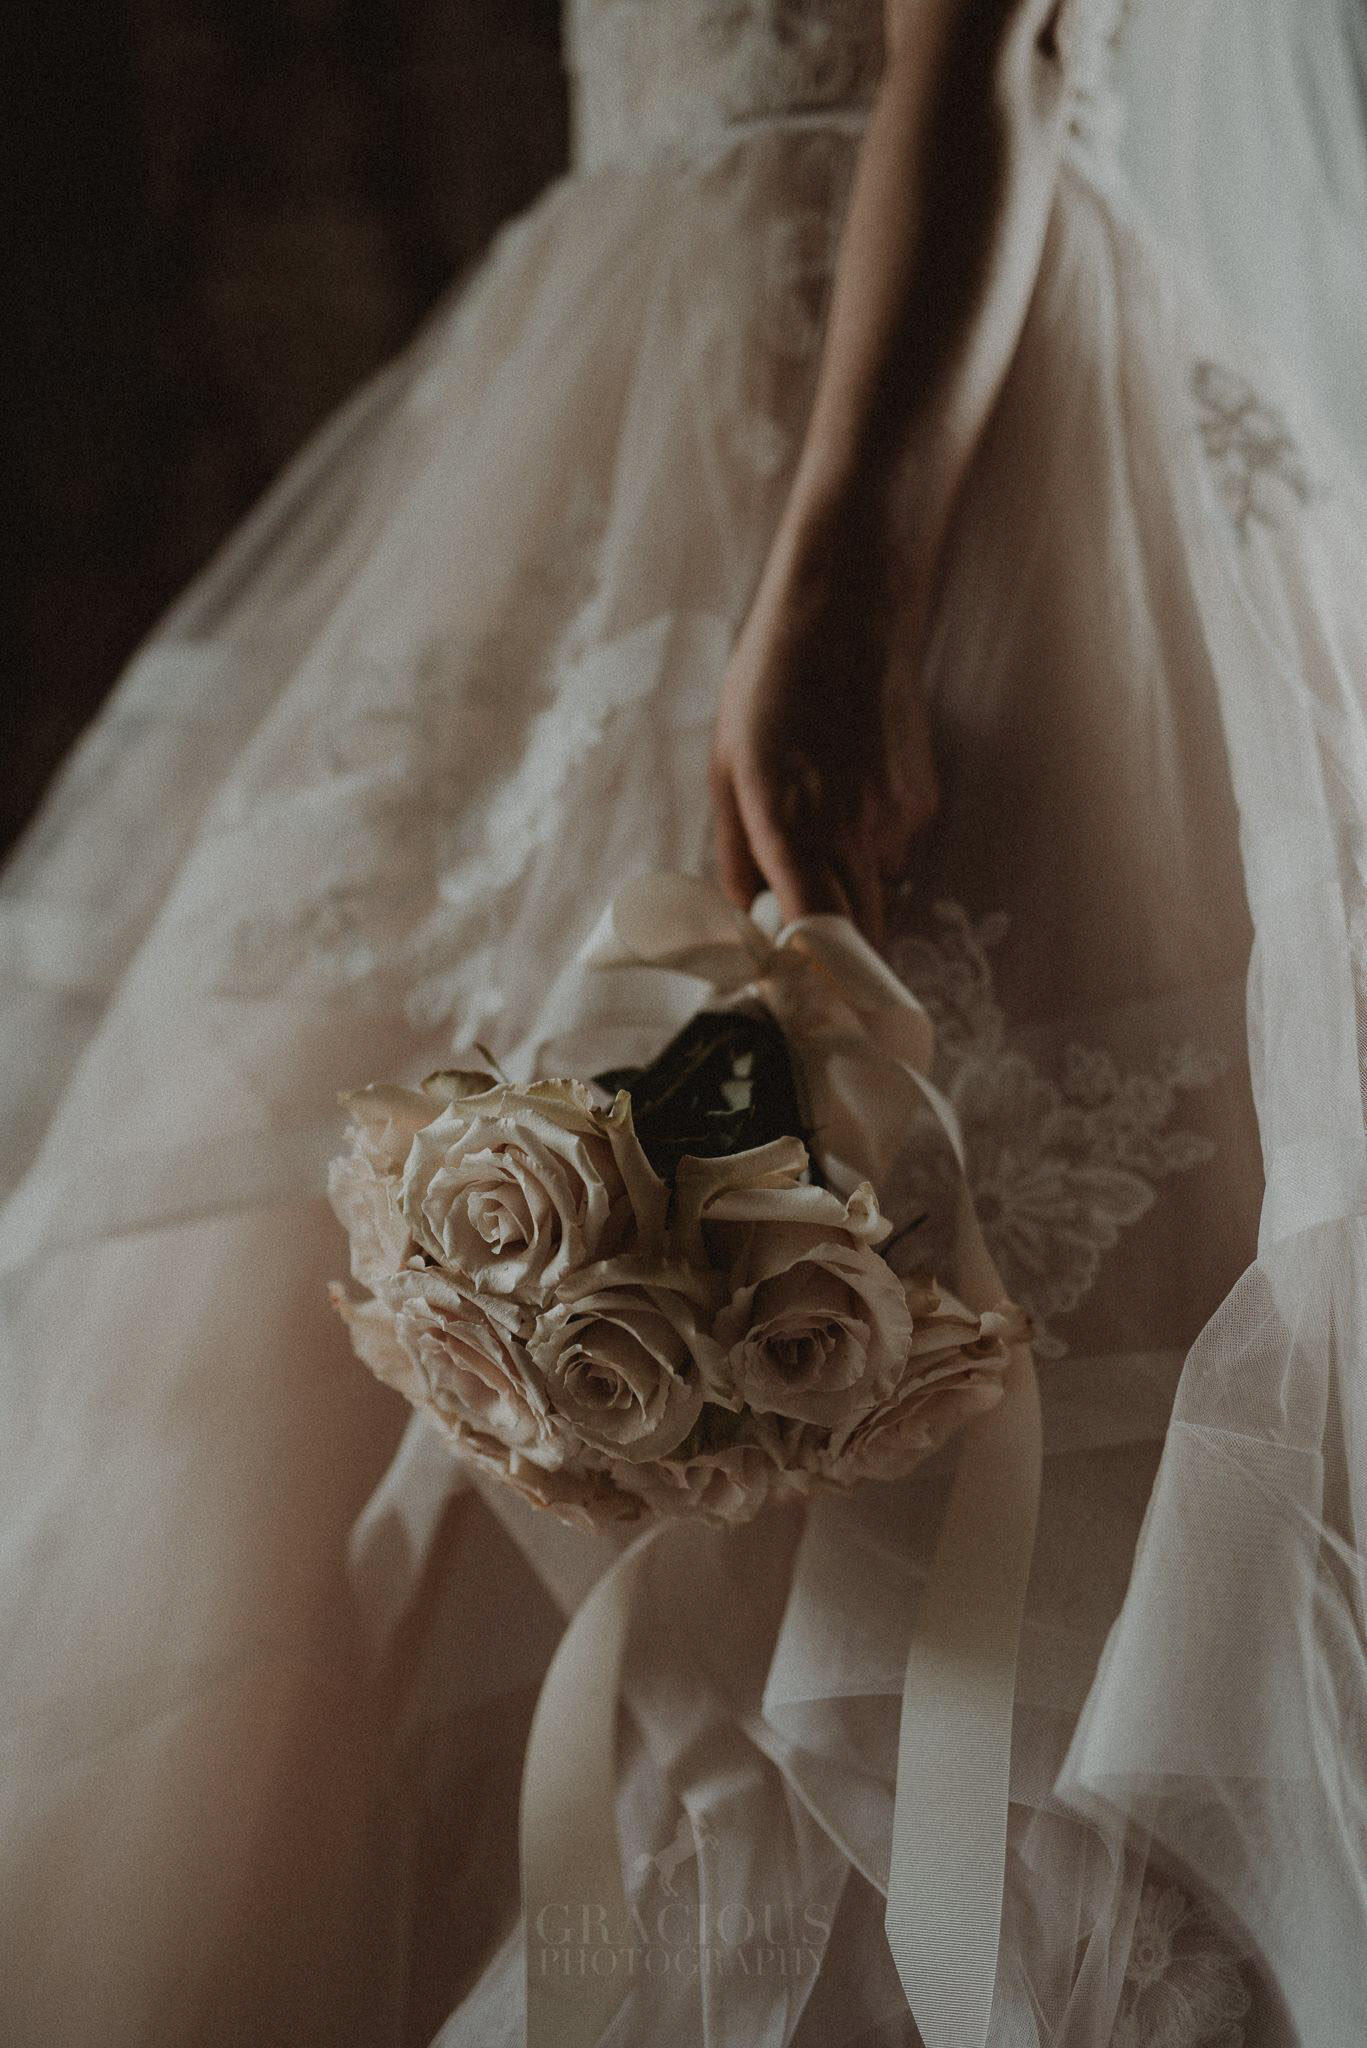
[520,874,1041,2048]
[586,869,935,1065]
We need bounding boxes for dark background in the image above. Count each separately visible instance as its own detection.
[6,0,568,858]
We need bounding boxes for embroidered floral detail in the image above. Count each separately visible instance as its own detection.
[220,872,384,994]
[682,179,848,478]
[1056,0,1135,158]
[755,205,844,361]
[1111,1877,1252,2048]
[890,903,1221,1357]
[200,645,474,1004]
[1192,360,1313,539]
[200,471,610,1013]
[567,0,884,175]
[404,629,668,1029]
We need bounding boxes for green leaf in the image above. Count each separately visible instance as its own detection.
[592,1008,818,1186]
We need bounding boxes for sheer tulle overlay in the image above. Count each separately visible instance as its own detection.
[3,3,1366,2044]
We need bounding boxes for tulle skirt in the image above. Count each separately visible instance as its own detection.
[2,116,1365,2047]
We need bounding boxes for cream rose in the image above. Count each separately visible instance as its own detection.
[829,1373,1004,1484]
[824,1294,1023,1484]
[327,1081,448,1287]
[612,1437,781,1525]
[450,1424,646,1534]
[328,1149,412,1290]
[329,1283,415,1393]
[527,1257,711,1463]
[748,1411,848,1497]
[374,1266,568,1469]
[899,1281,1027,1367]
[340,1080,447,1172]
[711,1205,912,1433]
[399,1080,666,1302]
[672,1137,890,1268]
[329,1283,642,1529]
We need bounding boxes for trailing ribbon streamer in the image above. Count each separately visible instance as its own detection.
[519,872,1041,2048]
[885,1179,1041,2047]
[521,1520,668,2048]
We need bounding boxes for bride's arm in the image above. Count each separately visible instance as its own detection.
[711,0,1071,936]
[792,0,1068,605]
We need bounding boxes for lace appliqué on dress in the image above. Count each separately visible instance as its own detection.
[199,473,611,1023]
[1111,1875,1252,2048]
[567,0,884,174]
[1192,360,1314,540]
[1056,0,1136,160]
[682,169,848,478]
[891,903,1221,1357]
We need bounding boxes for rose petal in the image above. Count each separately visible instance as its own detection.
[336,1083,441,1172]
[529,1262,709,1463]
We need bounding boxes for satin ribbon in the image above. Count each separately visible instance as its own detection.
[521,1520,668,2048]
[520,872,1041,2048]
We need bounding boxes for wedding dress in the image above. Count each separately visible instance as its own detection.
[3,2,1366,2045]
[1117,0,1367,482]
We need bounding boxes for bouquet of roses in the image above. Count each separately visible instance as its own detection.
[328,880,1022,1532]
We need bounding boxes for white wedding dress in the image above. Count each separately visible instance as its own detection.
[3,3,1366,2045]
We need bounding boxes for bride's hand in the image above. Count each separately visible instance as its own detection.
[708,0,1073,951]
[709,500,939,950]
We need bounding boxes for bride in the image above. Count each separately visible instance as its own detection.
[3,1,1365,2043]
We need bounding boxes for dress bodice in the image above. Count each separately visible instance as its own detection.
[563,0,888,174]
[563,0,1129,177]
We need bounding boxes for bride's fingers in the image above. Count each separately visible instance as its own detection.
[724,751,887,940]
[881,664,940,835]
[874,780,935,880]
[770,837,851,926]
[710,761,766,911]
[735,771,847,926]
[831,826,887,950]
[777,795,883,943]
[769,791,886,944]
